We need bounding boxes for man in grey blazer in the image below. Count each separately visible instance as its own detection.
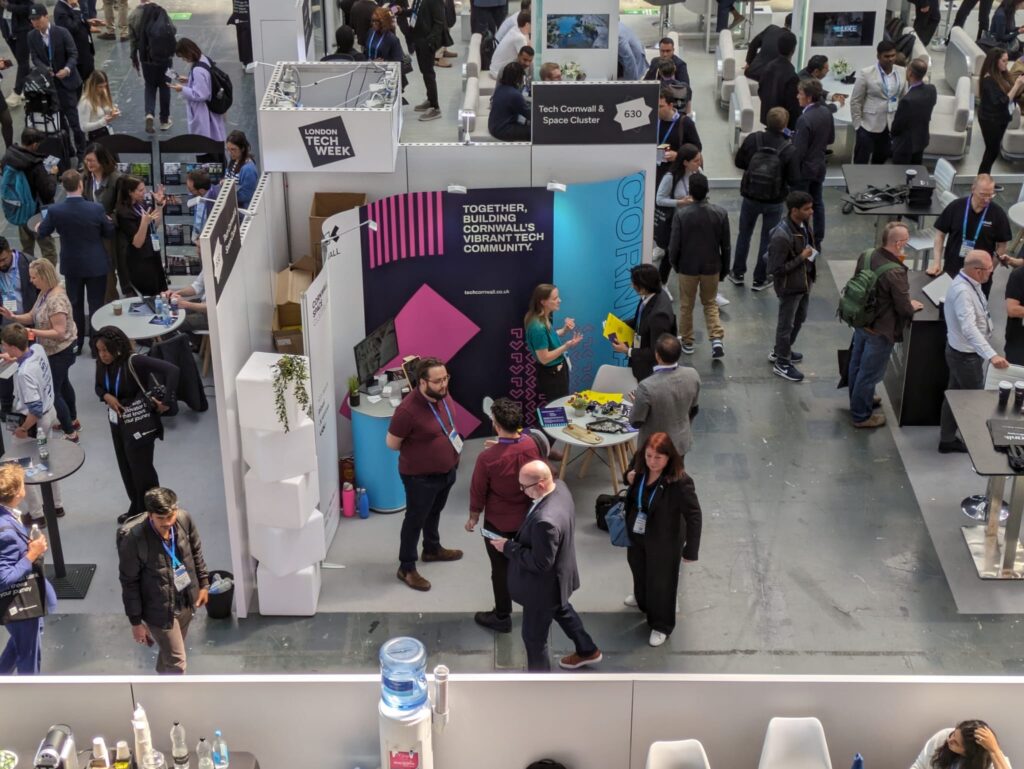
[490,460,602,672]
[849,40,906,164]
[630,333,701,458]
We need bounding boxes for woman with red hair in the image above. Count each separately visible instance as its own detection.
[623,432,702,647]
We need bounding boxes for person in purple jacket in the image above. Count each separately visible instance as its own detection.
[169,38,227,142]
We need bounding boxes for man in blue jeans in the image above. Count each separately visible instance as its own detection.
[386,357,464,591]
[847,223,922,428]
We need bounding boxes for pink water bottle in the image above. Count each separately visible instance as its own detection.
[342,482,356,518]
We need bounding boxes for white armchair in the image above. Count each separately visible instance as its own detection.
[944,27,984,94]
[757,717,833,769]
[717,30,739,109]
[729,75,762,155]
[645,739,712,769]
[924,75,974,160]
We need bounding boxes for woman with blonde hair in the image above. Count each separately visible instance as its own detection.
[524,283,583,404]
[78,70,120,142]
[0,259,80,442]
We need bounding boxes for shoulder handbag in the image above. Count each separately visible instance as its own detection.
[0,521,47,625]
[605,496,632,548]
[119,355,161,445]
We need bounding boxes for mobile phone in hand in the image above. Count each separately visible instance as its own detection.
[481,528,502,540]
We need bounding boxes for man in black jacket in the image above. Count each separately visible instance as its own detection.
[609,263,677,382]
[668,173,730,358]
[728,106,800,289]
[654,89,701,188]
[118,487,210,674]
[912,0,941,45]
[792,78,834,253]
[28,3,84,154]
[54,0,95,82]
[757,30,799,129]
[744,13,791,82]
[644,37,689,86]
[411,0,446,121]
[767,190,816,382]
[890,58,937,165]
[1,127,59,264]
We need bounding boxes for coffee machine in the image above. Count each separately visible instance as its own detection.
[34,724,79,769]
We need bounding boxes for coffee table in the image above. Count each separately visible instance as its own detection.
[545,396,637,493]
[91,298,186,341]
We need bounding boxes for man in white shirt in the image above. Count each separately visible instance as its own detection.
[489,10,530,79]
[496,0,529,42]
[1,323,62,520]
[938,250,1010,453]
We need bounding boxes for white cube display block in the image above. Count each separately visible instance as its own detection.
[241,414,317,483]
[250,508,327,577]
[244,468,320,529]
[257,562,321,616]
[236,351,310,433]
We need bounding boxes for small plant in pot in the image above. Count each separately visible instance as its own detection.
[271,354,312,433]
[348,375,361,407]
[567,393,589,417]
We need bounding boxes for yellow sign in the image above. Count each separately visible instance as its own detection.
[577,390,623,404]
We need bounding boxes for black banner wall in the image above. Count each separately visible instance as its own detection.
[360,188,554,438]
[531,81,659,145]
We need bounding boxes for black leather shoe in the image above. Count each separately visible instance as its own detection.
[474,610,512,633]
[938,439,968,454]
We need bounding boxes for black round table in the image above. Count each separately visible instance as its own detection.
[1,436,90,598]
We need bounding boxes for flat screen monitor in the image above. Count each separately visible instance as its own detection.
[354,318,399,388]
[810,11,876,47]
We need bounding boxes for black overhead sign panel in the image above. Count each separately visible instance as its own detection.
[531,81,659,145]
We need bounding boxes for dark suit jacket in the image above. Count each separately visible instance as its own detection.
[0,508,56,610]
[644,54,689,86]
[37,196,114,278]
[504,481,580,610]
[758,57,800,129]
[792,101,835,183]
[410,0,446,51]
[625,289,677,382]
[890,83,937,160]
[349,0,377,48]
[28,24,82,91]
[0,250,40,314]
[53,0,94,81]
[745,24,784,81]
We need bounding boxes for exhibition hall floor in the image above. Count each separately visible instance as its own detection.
[4,0,1024,676]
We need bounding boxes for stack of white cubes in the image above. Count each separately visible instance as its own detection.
[236,352,326,615]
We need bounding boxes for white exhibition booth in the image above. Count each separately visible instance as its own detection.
[1,674,1023,769]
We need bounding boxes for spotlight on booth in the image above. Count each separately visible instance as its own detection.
[447,185,468,195]
[546,181,567,193]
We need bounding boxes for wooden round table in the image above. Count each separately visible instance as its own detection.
[545,395,638,493]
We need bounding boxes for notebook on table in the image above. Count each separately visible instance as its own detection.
[537,406,568,428]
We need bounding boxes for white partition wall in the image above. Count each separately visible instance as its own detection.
[4,675,1024,769]
[248,0,314,111]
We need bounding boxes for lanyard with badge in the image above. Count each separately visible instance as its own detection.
[105,367,122,424]
[632,475,659,535]
[879,64,899,113]
[151,518,192,592]
[0,255,17,312]
[960,196,990,261]
[367,30,382,59]
[135,203,161,253]
[430,397,462,454]
[656,114,679,163]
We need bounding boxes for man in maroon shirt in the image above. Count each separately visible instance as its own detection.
[465,397,541,633]
[386,357,464,591]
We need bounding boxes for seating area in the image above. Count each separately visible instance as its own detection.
[944,27,985,94]
[924,75,974,162]
[645,717,833,769]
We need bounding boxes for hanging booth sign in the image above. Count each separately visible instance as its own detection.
[531,81,659,145]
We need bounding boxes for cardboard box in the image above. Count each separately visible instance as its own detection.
[274,264,313,328]
[309,191,366,272]
[271,308,304,355]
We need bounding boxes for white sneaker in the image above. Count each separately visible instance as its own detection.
[715,292,730,307]
[245,62,258,74]
[649,630,668,647]
[623,593,638,607]
[5,92,22,107]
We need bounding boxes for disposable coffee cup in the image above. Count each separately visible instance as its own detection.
[999,381,1013,406]
[1014,381,1024,408]
[113,300,123,316]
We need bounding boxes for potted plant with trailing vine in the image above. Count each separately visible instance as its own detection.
[271,355,312,432]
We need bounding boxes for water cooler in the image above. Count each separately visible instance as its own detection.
[377,637,450,769]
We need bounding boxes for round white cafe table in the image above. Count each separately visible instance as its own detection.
[1009,201,1024,230]
[546,395,638,494]
[90,298,186,341]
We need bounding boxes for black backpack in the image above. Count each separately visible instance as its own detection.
[143,4,177,63]
[741,133,787,202]
[115,512,150,562]
[194,59,234,115]
[480,30,497,72]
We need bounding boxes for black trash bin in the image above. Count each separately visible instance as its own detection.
[205,570,234,619]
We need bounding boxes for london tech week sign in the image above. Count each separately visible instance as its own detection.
[300,115,356,167]
[532,81,659,145]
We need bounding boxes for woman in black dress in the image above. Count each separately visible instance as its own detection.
[114,175,169,296]
[977,47,1024,174]
[94,326,179,522]
[623,431,702,648]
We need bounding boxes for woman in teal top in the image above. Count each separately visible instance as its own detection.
[524,283,583,402]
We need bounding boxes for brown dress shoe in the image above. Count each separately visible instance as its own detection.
[422,547,463,562]
[397,568,431,591]
[853,413,886,428]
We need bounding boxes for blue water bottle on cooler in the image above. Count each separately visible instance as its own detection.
[379,636,427,713]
